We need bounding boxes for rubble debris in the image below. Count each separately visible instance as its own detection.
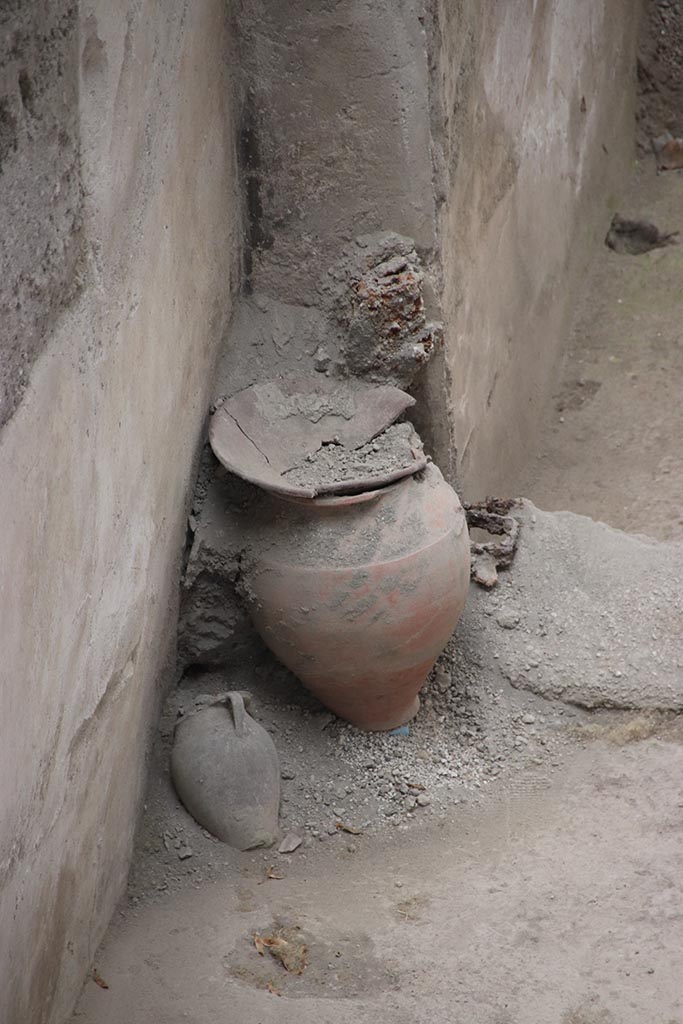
[465,497,521,588]
[605,213,678,254]
[253,928,308,975]
[652,130,683,171]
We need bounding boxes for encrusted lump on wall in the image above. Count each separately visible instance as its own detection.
[333,232,444,390]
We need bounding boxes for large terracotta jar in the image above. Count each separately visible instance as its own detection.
[240,464,470,731]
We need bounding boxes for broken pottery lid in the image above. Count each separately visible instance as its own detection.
[209,376,428,499]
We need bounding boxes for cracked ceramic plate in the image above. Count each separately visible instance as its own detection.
[209,376,426,498]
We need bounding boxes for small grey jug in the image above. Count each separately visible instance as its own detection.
[171,692,280,850]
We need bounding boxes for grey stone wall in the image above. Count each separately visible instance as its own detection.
[0,1,84,426]
[0,4,242,1022]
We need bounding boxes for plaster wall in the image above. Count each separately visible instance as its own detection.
[209,0,446,443]
[237,0,437,304]
[0,3,241,1022]
[436,0,642,496]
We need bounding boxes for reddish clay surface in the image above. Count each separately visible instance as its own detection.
[243,465,470,730]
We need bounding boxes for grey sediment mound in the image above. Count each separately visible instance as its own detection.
[462,501,683,710]
[282,422,423,491]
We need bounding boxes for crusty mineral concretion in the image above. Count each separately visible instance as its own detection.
[464,497,521,589]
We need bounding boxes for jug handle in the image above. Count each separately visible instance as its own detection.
[226,691,248,737]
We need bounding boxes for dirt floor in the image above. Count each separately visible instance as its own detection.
[74,729,683,1024]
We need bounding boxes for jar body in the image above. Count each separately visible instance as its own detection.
[242,465,470,731]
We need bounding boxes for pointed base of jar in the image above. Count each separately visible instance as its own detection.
[242,464,471,736]
[331,695,421,733]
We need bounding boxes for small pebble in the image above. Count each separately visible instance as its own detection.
[278,833,303,854]
[416,793,431,807]
[496,608,520,630]
[434,667,451,693]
